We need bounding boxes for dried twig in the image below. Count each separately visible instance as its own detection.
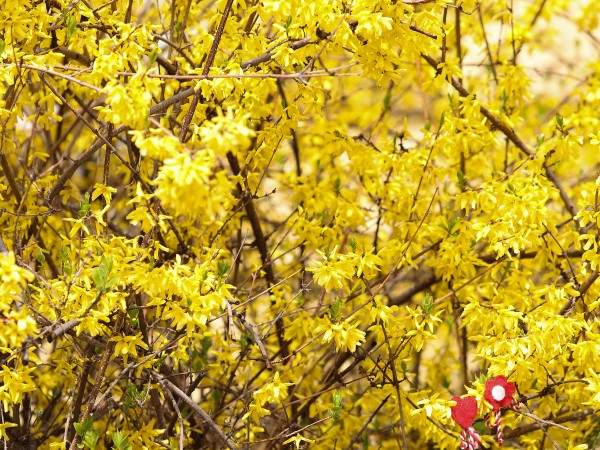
[421,53,579,220]
[155,374,238,450]
[503,409,595,439]
[179,0,235,141]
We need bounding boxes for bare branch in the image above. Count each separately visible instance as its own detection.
[156,374,239,450]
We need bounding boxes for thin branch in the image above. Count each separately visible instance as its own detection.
[179,0,235,141]
[434,258,506,306]
[162,379,185,450]
[381,324,408,450]
[241,37,313,70]
[477,5,498,84]
[67,312,125,450]
[559,269,599,316]
[345,395,391,449]
[226,151,290,362]
[121,66,358,80]
[156,375,238,450]
[503,408,595,439]
[421,53,579,220]
[232,310,272,370]
[18,64,103,92]
[516,410,572,432]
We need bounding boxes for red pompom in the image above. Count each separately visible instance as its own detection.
[484,375,516,410]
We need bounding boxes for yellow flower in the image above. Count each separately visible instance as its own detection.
[283,434,315,449]
[111,334,149,365]
[309,246,355,291]
[91,183,117,204]
[0,422,16,441]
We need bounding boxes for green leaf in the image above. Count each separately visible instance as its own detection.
[328,298,343,322]
[348,237,357,252]
[174,21,183,39]
[472,420,488,435]
[328,390,343,421]
[83,429,99,450]
[93,255,114,292]
[211,389,223,408]
[447,93,455,109]
[239,332,250,350]
[383,91,392,111]
[440,217,461,237]
[148,47,160,65]
[73,416,93,437]
[124,383,147,406]
[441,375,450,389]
[79,192,90,218]
[37,250,45,265]
[457,170,467,190]
[216,260,230,279]
[500,89,508,111]
[127,308,139,328]
[63,260,73,276]
[191,336,212,371]
[284,16,292,31]
[73,424,85,438]
[59,245,73,276]
[92,270,103,291]
[60,245,69,262]
[0,38,5,56]
[537,134,545,146]
[400,360,407,374]
[333,177,341,194]
[421,293,433,314]
[66,16,78,42]
[584,417,600,448]
[154,352,167,368]
[112,430,132,450]
[104,275,120,290]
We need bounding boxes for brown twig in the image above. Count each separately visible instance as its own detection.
[67,312,125,450]
[477,5,498,84]
[156,375,238,450]
[434,258,506,306]
[421,53,579,220]
[503,408,595,439]
[232,310,272,370]
[0,234,8,255]
[559,269,599,316]
[226,151,290,362]
[381,324,408,449]
[66,356,93,443]
[345,395,391,449]
[179,0,235,142]
[241,37,313,70]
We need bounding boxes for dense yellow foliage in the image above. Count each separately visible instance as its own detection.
[1,0,599,448]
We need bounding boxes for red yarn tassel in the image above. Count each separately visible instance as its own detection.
[459,427,481,450]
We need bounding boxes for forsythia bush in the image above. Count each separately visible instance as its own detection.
[1,0,600,448]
